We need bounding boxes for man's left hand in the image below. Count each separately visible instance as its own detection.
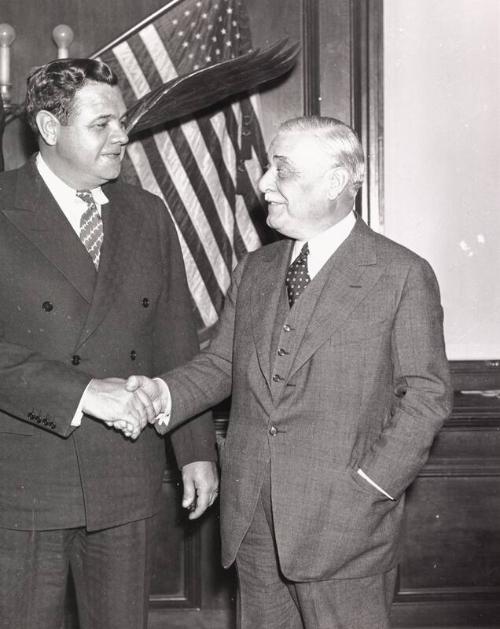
[181,460,219,520]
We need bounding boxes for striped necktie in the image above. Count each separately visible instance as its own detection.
[285,242,311,307]
[76,189,103,269]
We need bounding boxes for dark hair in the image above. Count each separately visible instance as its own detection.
[25,58,118,134]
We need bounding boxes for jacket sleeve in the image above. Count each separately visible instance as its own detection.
[358,257,453,499]
[0,330,91,437]
[158,250,249,434]
[151,201,221,468]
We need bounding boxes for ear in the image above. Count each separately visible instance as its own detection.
[35,111,61,146]
[327,166,350,200]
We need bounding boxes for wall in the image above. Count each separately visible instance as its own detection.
[383,0,500,360]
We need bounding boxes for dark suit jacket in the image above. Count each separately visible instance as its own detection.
[161,218,452,581]
[0,157,216,532]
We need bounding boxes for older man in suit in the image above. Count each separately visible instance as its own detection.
[129,116,452,628]
[0,58,218,629]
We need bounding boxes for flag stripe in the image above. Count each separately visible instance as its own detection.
[97,0,270,331]
[126,140,218,327]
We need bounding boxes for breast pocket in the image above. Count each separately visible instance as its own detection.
[329,317,389,346]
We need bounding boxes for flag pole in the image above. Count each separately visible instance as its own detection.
[91,0,185,58]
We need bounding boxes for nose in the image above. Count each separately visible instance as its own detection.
[258,167,274,194]
[112,123,129,146]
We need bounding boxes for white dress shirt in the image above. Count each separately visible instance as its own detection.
[36,153,109,427]
[290,210,356,276]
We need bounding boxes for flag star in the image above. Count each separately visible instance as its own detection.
[182,41,189,47]
[188,52,194,59]
[226,41,232,47]
[205,56,212,62]
[172,19,178,25]
[227,7,233,13]
[208,24,213,30]
[196,1,202,6]
[232,20,237,26]
[201,12,207,19]
[235,33,241,39]
[184,9,190,15]
[212,35,217,41]
[191,21,196,27]
[221,28,226,34]
[218,16,223,22]
[178,30,185,36]
[215,48,221,55]
[195,33,201,39]
[200,44,206,50]
[194,64,200,70]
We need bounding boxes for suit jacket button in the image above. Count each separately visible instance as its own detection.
[269,425,277,436]
[283,324,293,332]
[72,355,81,366]
[277,348,289,356]
[142,297,150,308]
[272,374,283,382]
[130,350,137,360]
[42,301,54,312]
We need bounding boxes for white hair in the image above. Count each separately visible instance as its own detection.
[278,116,365,192]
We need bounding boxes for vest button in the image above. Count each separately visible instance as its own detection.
[72,355,81,366]
[269,425,278,436]
[130,350,137,360]
[42,301,54,312]
[272,374,283,382]
[283,323,293,332]
[277,348,289,356]
[142,297,150,308]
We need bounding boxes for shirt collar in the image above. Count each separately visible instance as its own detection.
[292,211,356,279]
[36,153,109,207]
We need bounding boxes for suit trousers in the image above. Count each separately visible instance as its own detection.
[0,515,157,629]
[235,462,397,629]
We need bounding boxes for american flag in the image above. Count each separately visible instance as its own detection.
[96,0,269,334]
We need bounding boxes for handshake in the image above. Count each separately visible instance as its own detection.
[83,375,169,440]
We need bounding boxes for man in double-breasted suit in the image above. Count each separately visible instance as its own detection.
[0,58,218,629]
[129,116,452,628]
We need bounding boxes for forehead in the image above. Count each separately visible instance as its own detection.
[268,130,327,167]
[70,82,126,119]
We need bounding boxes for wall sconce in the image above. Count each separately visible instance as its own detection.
[0,23,74,115]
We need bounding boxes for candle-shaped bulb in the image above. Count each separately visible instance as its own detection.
[52,24,74,59]
[0,24,15,48]
[0,24,15,105]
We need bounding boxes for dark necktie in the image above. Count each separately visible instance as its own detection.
[286,242,311,307]
[76,189,103,269]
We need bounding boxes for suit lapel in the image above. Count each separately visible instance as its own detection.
[2,159,96,303]
[288,218,383,379]
[75,182,144,349]
[251,240,293,392]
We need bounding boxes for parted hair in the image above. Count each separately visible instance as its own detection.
[279,116,365,192]
[25,58,118,134]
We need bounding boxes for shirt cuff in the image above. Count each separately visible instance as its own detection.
[154,378,172,427]
[357,468,394,500]
[71,381,93,427]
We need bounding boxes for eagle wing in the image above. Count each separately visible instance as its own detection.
[124,39,299,135]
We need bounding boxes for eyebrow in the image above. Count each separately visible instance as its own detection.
[273,154,294,165]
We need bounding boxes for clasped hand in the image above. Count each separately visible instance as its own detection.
[84,376,165,439]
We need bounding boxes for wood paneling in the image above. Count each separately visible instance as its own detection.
[391,394,500,627]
